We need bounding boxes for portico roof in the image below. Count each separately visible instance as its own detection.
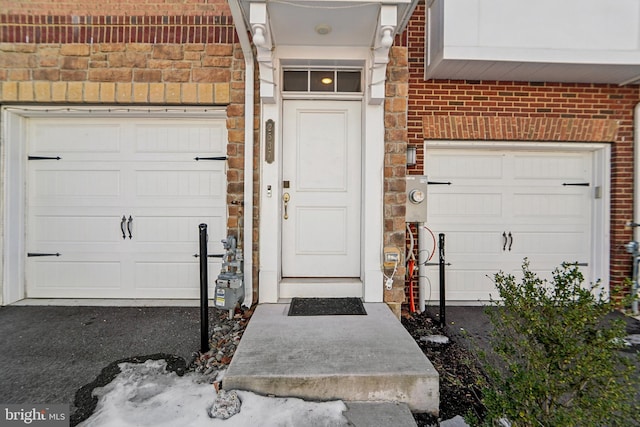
[237,0,416,49]
[234,0,418,103]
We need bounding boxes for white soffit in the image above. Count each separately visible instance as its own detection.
[242,0,415,49]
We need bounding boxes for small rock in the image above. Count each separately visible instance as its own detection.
[420,335,450,345]
[439,415,470,427]
[207,390,241,420]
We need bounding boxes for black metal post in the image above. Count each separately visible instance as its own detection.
[199,223,209,353]
[439,233,446,327]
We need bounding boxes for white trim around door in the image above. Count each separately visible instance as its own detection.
[258,97,385,303]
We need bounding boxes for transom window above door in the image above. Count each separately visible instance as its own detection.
[283,69,362,93]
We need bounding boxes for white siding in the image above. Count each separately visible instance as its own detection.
[426,0,640,83]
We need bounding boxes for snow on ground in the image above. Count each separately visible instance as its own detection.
[78,360,349,427]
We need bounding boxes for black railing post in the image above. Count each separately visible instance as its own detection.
[439,233,446,327]
[199,223,209,353]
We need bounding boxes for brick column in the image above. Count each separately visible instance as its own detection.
[383,46,409,317]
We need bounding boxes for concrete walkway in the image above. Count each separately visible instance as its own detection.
[223,303,439,415]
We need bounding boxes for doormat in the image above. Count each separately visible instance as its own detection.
[288,298,367,316]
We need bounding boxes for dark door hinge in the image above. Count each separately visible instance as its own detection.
[28,156,61,161]
[194,156,227,161]
[27,252,61,257]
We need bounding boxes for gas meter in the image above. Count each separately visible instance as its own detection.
[214,235,244,311]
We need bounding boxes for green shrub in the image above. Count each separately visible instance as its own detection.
[482,259,639,426]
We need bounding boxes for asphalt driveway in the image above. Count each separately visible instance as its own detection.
[0,305,206,412]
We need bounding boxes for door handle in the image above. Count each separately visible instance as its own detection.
[127,216,133,239]
[502,232,507,251]
[508,232,513,251]
[121,216,127,239]
[283,193,290,220]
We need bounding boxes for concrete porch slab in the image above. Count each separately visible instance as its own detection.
[222,303,439,414]
[344,402,418,426]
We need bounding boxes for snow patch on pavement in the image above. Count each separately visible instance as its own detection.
[420,335,450,345]
[79,359,349,427]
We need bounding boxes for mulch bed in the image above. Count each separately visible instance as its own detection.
[402,310,487,426]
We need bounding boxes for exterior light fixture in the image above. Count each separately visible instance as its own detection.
[321,77,333,85]
[315,24,332,35]
[407,146,417,166]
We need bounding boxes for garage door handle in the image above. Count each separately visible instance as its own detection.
[127,216,133,239]
[120,216,127,239]
[502,232,507,251]
[508,232,513,251]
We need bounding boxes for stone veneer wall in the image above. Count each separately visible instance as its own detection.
[383,46,409,317]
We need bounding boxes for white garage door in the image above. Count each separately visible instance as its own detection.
[424,148,593,303]
[26,117,227,299]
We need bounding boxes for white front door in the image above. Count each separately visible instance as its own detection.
[26,117,227,299]
[281,100,361,278]
[425,148,594,302]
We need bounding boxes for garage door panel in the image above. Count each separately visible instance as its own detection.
[133,215,226,245]
[30,122,122,155]
[134,261,199,289]
[434,230,505,255]
[510,231,589,255]
[513,153,588,181]
[134,123,226,156]
[133,258,221,298]
[135,169,225,199]
[429,192,504,219]
[503,265,586,290]
[425,267,500,302]
[28,260,122,293]
[426,152,505,180]
[512,193,588,220]
[31,215,122,243]
[33,169,121,198]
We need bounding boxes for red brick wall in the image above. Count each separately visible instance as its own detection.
[401,4,640,303]
[0,0,230,16]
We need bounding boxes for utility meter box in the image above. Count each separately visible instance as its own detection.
[406,175,428,223]
[213,235,244,311]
